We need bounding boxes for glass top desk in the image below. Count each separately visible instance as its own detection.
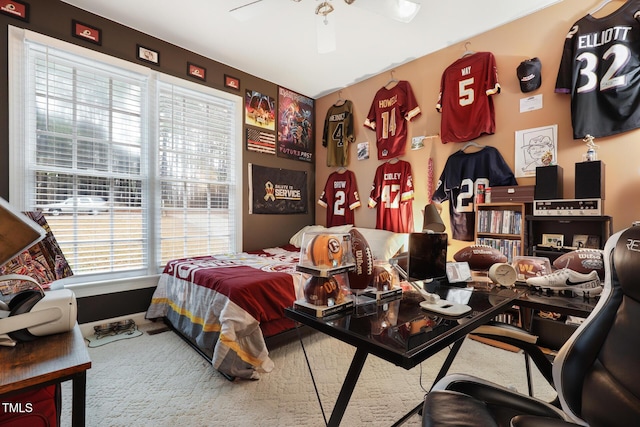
[285,281,522,427]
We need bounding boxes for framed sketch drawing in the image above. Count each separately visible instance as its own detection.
[514,124,558,178]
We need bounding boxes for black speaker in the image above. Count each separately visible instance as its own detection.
[575,161,605,199]
[535,165,563,200]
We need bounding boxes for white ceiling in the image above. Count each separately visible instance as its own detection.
[60,0,562,99]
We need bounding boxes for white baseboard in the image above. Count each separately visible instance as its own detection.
[79,312,152,338]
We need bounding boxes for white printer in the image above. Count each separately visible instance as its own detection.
[0,197,77,346]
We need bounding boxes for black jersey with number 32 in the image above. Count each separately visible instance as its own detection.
[555,1,640,139]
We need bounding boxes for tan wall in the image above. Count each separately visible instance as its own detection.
[314,0,640,258]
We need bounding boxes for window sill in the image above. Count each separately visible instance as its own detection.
[62,275,160,298]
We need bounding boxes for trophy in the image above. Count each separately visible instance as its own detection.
[582,134,599,162]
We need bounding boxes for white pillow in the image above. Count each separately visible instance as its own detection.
[354,227,408,261]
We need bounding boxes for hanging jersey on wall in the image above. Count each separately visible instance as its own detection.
[323,100,355,167]
[318,170,361,227]
[368,160,414,233]
[432,146,516,241]
[555,1,640,139]
[436,52,501,143]
[364,81,421,160]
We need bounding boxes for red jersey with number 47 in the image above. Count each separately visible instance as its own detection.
[436,52,501,143]
[368,160,414,233]
[364,81,421,160]
[318,170,361,227]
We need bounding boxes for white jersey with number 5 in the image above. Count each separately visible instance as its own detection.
[555,1,640,139]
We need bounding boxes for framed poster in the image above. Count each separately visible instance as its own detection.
[277,86,314,163]
[225,74,240,90]
[542,233,564,248]
[514,124,558,178]
[187,62,206,81]
[1,0,29,22]
[137,45,159,65]
[72,20,102,45]
[245,90,275,130]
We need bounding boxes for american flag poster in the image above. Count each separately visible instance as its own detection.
[246,128,276,155]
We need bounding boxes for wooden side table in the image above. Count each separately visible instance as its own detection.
[0,323,91,427]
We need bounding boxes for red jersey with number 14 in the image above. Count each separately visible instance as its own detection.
[436,51,501,143]
[364,81,421,160]
[318,170,361,227]
[368,160,414,233]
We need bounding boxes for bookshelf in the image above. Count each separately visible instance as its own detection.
[475,202,530,263]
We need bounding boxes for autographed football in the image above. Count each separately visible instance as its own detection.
[454,245,507,270]
[347,228,375,290]
[303,276,343,306]
[553,248,605,279]
[307,234,345,267]
[513,257,551,280]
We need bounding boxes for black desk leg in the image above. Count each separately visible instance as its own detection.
[391,337,467,427]
[71,371,87,427]
[327,348,368,427]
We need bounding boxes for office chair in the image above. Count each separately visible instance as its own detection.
[421,225,640,427]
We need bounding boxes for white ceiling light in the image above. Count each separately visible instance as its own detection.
[229,0,421,53]
[352,0,421,23]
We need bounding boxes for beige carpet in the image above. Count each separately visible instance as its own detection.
[61,323,556,427]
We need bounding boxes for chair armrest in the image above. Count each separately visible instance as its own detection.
[473,321,538,344]
[511,415,584,427]
[470,321,554,387]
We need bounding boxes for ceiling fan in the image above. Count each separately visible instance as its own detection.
[229,0,421,54]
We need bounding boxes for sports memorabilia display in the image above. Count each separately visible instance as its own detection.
[303,276,343,306]
[322,100,355,167]
[368,159,415,233]
[553,248,604,279]
[306,234,346,268]
[432,146,517,241]
[436,51,501,143]
[317,170,361,227]
[364,80,421,160]
[347,228,375,290]
[516,57,542,93]
[453,244,508,271]
[555,0,640,139]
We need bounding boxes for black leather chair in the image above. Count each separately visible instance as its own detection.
[421,225,640,427]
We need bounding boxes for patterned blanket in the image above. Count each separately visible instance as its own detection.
[146,246,307,380]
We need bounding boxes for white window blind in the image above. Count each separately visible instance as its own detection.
[9,28,242,282]
[158,83,239,263]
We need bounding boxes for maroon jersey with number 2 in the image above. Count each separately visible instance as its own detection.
[318,170,361,227]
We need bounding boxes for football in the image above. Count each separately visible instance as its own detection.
[513,257,551,280]
[454,245,507,270]
[306,234,345,267]
[347,228,374,290]
[553,248,605,279]
[303,276,343,306]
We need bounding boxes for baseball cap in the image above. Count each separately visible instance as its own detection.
[517,57,542,93]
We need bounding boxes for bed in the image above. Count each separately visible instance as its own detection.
[145,225,407,380]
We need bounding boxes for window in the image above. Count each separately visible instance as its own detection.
[9,27,242,284]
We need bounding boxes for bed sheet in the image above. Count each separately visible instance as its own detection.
[145,245,307,380]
